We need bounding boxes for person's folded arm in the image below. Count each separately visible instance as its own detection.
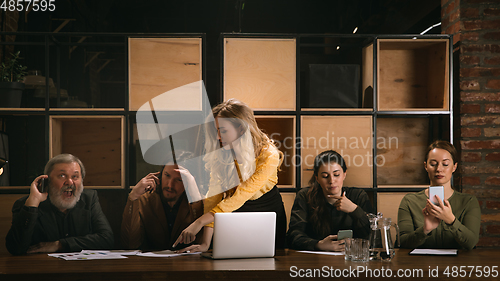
[398,196,428,249]
[120,195,145,249]
[348,190,373,239]
[203,191,223,228]
[5,199,39,255]
[443,197,481,250]
[286,190,320,251]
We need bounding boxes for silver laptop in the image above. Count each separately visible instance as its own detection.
[202,212,276,259]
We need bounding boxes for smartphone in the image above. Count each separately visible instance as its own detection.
[429,186,444,205]
[337,229,353,240]
[38,177,49,193]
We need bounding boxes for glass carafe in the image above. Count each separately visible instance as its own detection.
[367,212,400,261]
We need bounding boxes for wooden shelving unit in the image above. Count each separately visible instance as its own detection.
[0,32,452,226]
[221,34,452,221]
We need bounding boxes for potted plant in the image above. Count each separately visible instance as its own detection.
[0,51,27,107]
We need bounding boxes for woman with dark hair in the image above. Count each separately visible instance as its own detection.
[286,150,373,251]
[398,140,481,250]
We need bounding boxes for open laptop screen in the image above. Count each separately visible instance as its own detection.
[211,212,276,259]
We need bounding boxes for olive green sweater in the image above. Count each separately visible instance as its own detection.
[398,190,480,250]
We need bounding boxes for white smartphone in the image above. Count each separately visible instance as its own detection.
[429,186,444,205]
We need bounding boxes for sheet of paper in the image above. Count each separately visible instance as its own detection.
[49,251,128,260]
[137,250,201,258]
[409,249,458,255]
[81,250,141,256]
[297,250,344,256]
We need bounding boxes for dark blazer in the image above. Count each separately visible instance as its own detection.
[6,189,114,255]
[121,191,203,251]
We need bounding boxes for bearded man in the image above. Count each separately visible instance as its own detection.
[6,154,114,255]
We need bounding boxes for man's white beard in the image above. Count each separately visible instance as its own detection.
[49,183,83,211]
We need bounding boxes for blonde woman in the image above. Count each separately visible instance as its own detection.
[173,99,287,252]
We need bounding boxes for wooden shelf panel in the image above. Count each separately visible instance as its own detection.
[50,116,125,188]
[128,38,202,111]
[255,116,296,187]
[378,185,428,189]
[301,116,373,188]
[224,38,296,111]
[377,192,409,244]
[376,118,429,186]
[377,39,449,111]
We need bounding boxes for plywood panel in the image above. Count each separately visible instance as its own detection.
[129,38,202,111]
[377,192,409,245]
[362,43,374,108]
[379,48,429,109]
[377,39,449,111]
[256,116,295,187]
[0,194,23,255]
[376,118,429,186]
[427,42,449,110]
[281,192,296,231]
[50,116,124,188]
[224,38,296,111]
[301,116,373,188]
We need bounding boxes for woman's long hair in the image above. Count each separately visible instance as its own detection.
[307,150,347,238]
[203,99,281,192]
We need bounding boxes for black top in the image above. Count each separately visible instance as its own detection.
[286,186,373,251]
[161,194,184,239]
[6,189,114,255]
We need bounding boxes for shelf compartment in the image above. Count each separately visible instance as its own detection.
[377,192,409,243]
[255,116,296,188]
[299,36,374,110]
[50,116,125,188]
[376,118,429,186]
[301,116,373,188]
[128,37,203,111]
[0,115,46,188]
[376,39,449,111]
[224,38,296,111]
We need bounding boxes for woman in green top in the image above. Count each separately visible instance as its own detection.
[398,140,480,250]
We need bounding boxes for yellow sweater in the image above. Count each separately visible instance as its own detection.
[204,144,280,227]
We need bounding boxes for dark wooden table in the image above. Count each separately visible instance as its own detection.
[1,249,499,280]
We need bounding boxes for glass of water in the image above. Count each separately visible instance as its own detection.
[350,238,370,262]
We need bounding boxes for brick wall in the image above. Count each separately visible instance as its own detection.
[442,0,500,247]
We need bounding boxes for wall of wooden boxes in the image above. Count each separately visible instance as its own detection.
[221,34,452,225]
[0,33,452,251]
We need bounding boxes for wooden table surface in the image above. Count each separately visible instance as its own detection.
[1,248,499,280]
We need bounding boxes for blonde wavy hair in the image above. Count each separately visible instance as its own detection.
[203,99,281,191]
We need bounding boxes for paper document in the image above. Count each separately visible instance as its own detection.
[297,250,344,256]
[409,249,458,256]
[137,250,201,258]
[49,250,128,260]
